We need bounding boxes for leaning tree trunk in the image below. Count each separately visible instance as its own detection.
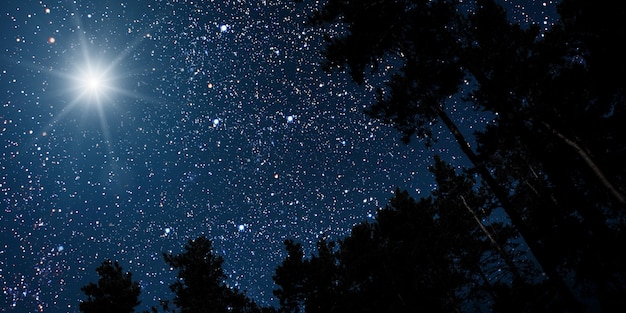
[459,195,523,284]
[433,104,583,312]
[540,121,626,205]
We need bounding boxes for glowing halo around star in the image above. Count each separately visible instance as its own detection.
[40,12,159,142]
[68,54,118,108]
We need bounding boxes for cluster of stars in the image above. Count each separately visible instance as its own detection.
[0,1,558,312]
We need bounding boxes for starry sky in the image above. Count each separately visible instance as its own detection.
[1,1,557,312]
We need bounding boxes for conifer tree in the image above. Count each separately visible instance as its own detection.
[293,0,626,309]
[79,260,141,313]
[163,235,267,313]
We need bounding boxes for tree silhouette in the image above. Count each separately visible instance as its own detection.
[297,0,578,306]
[273,239,339,313]
[77,0,626,310]
[429,157,567,312]
[295,0,626,310]
[467,1,626,309]
[274,156,566,312]
[79,259,141,313]
[163,235,269,313]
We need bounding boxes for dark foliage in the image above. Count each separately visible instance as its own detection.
[274,157,567,312]
[79,260,141,313]
[80,238,273,313]
[296,0,626,310]
[80,1,626,312]
[163,235,269,313]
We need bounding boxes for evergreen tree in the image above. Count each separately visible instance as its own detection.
[274,157,559,312]
[79,259,141,313]
[273,239,339,313]
[294,0,626,309]
[468,1,626,308]
[163,235,267,313]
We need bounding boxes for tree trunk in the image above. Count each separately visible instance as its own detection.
[433,104,584,312]
[460,195,523,284]
[541,121,626,206]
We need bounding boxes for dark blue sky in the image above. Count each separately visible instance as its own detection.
[0,1,557,312]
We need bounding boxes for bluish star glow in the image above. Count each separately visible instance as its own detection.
[69,53,116,107]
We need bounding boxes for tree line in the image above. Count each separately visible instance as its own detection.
[79,0,625,312]
[79,157,567,312]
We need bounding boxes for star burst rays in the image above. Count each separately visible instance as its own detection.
[69,53,117,108]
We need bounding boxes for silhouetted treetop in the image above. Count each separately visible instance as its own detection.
[163,235,268,313]
[295,0,626,310]
[79,260,141,313]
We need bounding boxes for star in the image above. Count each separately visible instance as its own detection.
[71,56,115,107]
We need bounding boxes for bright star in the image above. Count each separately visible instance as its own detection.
[38,11,157,152]
[71,56,116,107]
[86,75,101,90]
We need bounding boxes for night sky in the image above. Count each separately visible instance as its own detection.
[1,1,556,312]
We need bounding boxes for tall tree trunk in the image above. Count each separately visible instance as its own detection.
[460,195,523,284]
[433,104,584,312]
[541,121,626,206]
